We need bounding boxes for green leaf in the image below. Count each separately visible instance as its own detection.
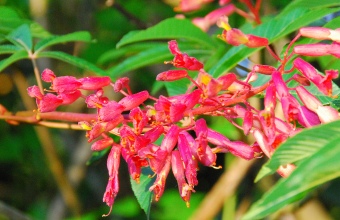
[116,18,217,49]
[165,78,191,96]
[106,42,211,79]
[0,7,51,38]
[279,0,340,16]
[34,31,92,53]
[37,51,107,76]
[211,6,340,77]
[98,42,164,65]
[107,45,172,79]
[7,24,33,51]
[130,167,155,219]
[0,50,28,72]
[255,120,340,182]
[243,136,340,219]
[0,44,21,55]
[86,148,110,166]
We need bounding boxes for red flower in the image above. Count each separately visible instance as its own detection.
[167,40,204,71]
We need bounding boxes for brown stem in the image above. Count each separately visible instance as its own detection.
[189,158,255,220]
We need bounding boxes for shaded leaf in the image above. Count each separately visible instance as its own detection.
[0,6,51,38]
[130,167,155,219]
[117,18,217,49]
[34,31,92,53]
[37,51,107,76]
[107,45,172,79]
[0,44,21,55]
[255,120,340,182]
[244,136,340,219]
[0,50,28,72]
[98,42,165,65]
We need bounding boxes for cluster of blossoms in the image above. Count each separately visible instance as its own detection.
[27,19,340,216]
[172,0,262,32]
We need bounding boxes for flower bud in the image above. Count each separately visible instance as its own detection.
[156,70,188,81]
[79,76,111,90]
[118,91,149,111]
[293,44,330,56]
[91,138,114,151]
[299,27,331,40]
[245,34,268,48]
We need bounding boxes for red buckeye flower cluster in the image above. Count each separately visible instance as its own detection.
[27,26,339,215]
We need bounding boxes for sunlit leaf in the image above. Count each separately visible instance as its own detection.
[117,18,217,49]
[244,136,340,219]
[130,167,155,219]
[7,24,32,51]
[255,120,340,182]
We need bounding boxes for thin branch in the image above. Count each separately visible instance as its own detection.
[111,3,147,29]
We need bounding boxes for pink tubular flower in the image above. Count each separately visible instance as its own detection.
[253,65,276,75]
[144,126,164,143]
[174,0,213,12]
[130,107,148,135]
[207,128,255,160]
[329,42,340,58]
[167,40,204,70]
[98,101,125,122]
[91,138,114,151]
[156,70,188,81]
[160,125,180,152]
[272,71,300,122]
[293,57,338,96]
[103,144,121,216]
[58,90,82,105]
[297,106,321,127]
[149,154,172,202]
[171,150,192,206]
[178,132,199,187]
[192,4,235,32]
[113,77,130,92]
[36,93,63,112]
[217,16,268,48]
[121,148,148,183]
[252,129,273,158]
[27,85,64,112]
[78,76,111,90]
[293,44,330,57]
[295,86,339,123]
[299,27,331,40]
[299,27,340,43]
[27,85,43,99]
[50,76,82,94]
[217,73,237,90]
[118,91,149,111]
[264,83,276,112]
[197,70,223,97]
